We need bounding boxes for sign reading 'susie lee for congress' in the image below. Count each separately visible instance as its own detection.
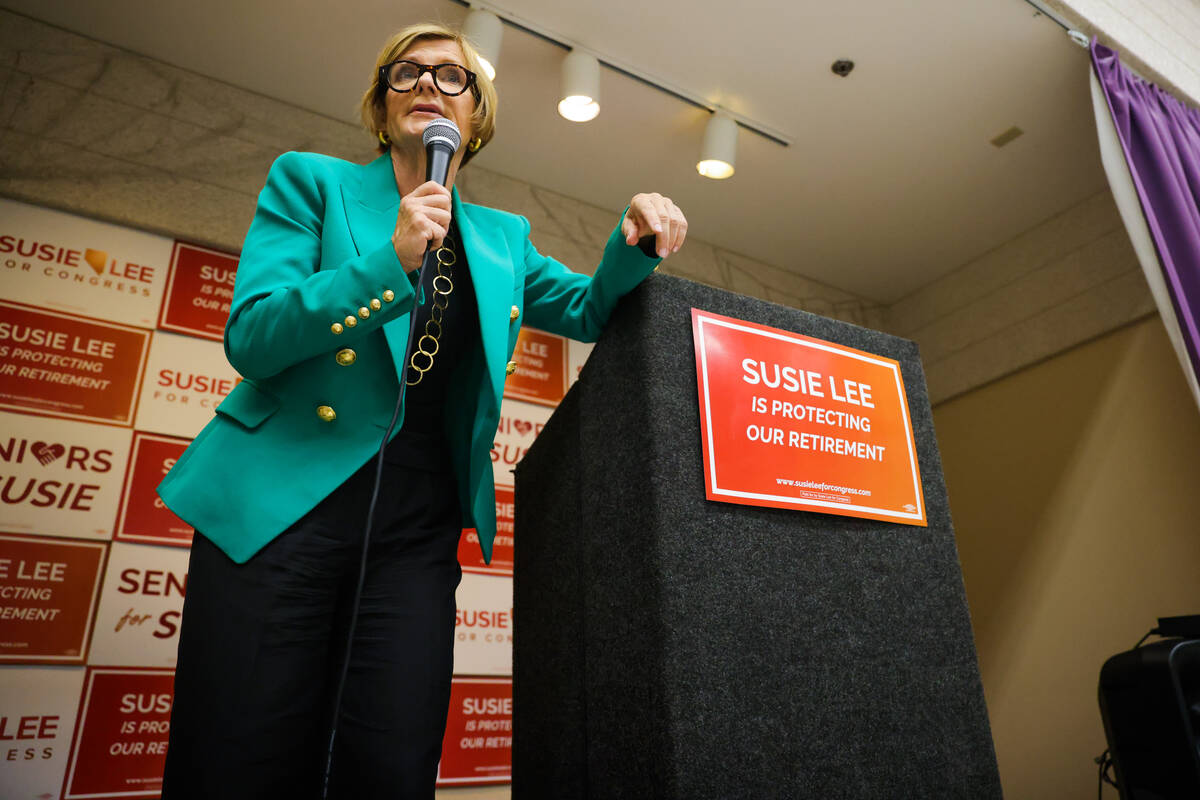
[691,309,926,525]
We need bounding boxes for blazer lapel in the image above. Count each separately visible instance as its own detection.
[342,153,401,256]
[453,187,513,407]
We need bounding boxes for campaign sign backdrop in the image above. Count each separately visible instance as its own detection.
[0,412,133,541]
[0,666,85,798]
[114,433,194,548]
[62,667,172,799]
[133,331,239,439]
[87,544,187,668]
[692,308,926,525]
[453,573,513,676]
[0,301,151,426]
[157,242,238,341]
[491,399,552,487]
[567,338,593,387]
[458,485,514,577]
[0,198,169,329]
[503,328,567,407]
[436,678,512,786]
[0,535,106,664]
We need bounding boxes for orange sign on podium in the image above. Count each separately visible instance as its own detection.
[692,308,926,525]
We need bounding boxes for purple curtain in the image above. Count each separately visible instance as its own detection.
[1091,41,1200,389]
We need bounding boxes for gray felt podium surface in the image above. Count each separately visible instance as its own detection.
[512,274,1001,799]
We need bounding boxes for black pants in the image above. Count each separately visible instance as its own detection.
[162,448,463,799]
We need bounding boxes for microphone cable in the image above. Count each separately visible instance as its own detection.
[321,241,436,799]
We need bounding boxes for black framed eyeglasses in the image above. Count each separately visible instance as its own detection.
[379,60,478,97]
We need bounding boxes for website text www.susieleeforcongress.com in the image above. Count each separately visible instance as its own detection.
[775,478,871,497]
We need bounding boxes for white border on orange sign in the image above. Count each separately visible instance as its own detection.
[62,667,173,799]
[0,299,152,427]
[502,327,569,407]
[0,533,107,663]
[696,312,924,522]
[157,241,236,342]
[435,676,513,786]
[113,431,194,547]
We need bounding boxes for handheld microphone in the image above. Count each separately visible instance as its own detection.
[423,117,462,186]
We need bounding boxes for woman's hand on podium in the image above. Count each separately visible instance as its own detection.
[621,193,688,259]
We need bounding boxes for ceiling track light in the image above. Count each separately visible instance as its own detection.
[697,112,737,179]
[558,50,600,122]
[447,0,788,148]
[463,6,502,80]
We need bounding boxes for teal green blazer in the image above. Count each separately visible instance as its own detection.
[157,151,659,564]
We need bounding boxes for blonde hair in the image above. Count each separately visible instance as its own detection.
[360,22,498,167]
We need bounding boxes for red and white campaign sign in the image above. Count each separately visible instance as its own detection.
[115,432,194,548]
[568,338,593,388]
[491,398,552,487]
[459,485,514,577]
[0,534,106,664]
[0,666,85,798]
[0,198,170,329]
[504,327,567,407]
[88,543,187,668]
[158,242,239,341]
[133,330,240,439]
[63,667,172,799]
[0,301,151,426]
[453,573,512,677]
[436,678,512,787]
[0,411,133,541]
[692,309,926,525]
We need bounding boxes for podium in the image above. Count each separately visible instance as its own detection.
[512,274,1001,798]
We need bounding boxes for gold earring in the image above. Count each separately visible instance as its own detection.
[378,130,391,147]
[467,137,482,153]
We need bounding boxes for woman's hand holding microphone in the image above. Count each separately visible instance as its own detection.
[392,181,453,270]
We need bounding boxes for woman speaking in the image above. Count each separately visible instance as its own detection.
[158,20,687,800]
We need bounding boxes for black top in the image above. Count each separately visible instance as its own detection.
[388,224,480,472]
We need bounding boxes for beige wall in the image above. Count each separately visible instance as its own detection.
[933,315,1200,798]
[889,189,1156,404]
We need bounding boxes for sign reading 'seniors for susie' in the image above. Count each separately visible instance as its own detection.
[691,309,926,525]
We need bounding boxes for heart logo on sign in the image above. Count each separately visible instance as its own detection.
[31,442,65,466]
[513,420,532,436]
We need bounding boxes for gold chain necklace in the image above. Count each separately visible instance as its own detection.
[406,235,456,386]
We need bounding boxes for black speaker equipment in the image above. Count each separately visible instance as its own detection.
[1098,635,1200,799]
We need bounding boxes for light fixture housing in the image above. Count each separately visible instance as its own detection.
[697,112,737,179]
[463,7,502,80]
[558,50,600,122]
